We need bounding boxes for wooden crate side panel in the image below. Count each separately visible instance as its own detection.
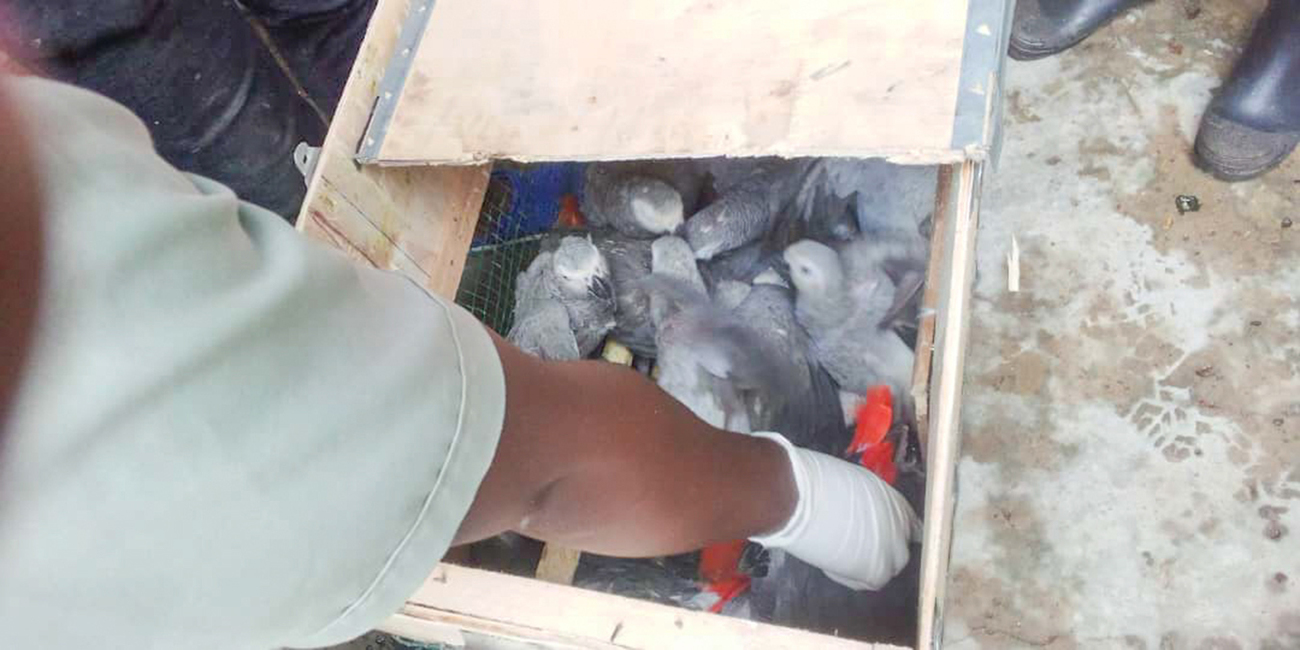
[395,563,907,650]
[297,0,489,298]
[909,165,956,458]
[369,0,970,165]
[915,160,982,649]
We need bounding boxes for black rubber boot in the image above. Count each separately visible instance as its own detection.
[1009,0,1148,61]
[239,0,376,117]
[1195,0,1300,181]
[4,0,327,221]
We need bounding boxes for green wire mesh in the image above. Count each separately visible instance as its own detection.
[453,165,550,335]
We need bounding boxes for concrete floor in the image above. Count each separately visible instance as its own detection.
[944,2,1300,648]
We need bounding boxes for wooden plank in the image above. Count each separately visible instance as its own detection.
[915,160,982,649]
[379,612,467,647]
[296,0,490,298]
[368,0,971,165]
[396,563,906,650]
[909,165,955,459]
[534,545,582,586]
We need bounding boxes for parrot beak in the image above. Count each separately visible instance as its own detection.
[589,275,614,301]
[771,257,793,285]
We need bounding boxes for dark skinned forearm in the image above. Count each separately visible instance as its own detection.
[454,334,798,557]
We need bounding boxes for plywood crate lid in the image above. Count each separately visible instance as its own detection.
[358,0,1012,166]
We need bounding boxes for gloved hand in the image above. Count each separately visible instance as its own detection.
[748,431,921,590]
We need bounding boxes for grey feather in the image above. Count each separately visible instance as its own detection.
[581,161,706,238]
[785,239,915,400]
[573,554,705,609]
[509,238,616,359]
[700,240,768,286]
[791,159,932,330]
[732,283,845,450]
[748,547,920,646]
[643,276,793,432]
[507,252,583,360]
[711,279,752,311]
[542,229,658,356]
[651,235,707,292]
[550,236,617,356]
[684,159,815,260]
[795,158,936,240]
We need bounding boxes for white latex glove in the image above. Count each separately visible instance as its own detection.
[748,431,922,590]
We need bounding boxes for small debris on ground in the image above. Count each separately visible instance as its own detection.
[1251,320,1262,327]
[1282,217,1293,229]
[1175,195,1201,215]
[1274,418,1285,427]
[1195,366,1214,378]
[1007,235,1020,293]
[1264,520,1285,541]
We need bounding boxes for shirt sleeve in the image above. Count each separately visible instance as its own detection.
[0,77,505,649]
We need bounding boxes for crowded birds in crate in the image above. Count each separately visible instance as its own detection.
[507,157,936,644]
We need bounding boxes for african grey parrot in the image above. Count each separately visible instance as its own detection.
[683,158,815,260]
[541,229,659,356]
[743,258,925,642]
[792,159,932,334]
[731,279,844,448]
[507,236,616,359]
[783,239,915,401]
[507,251,580,360]
[581,160,706,238]
[643,276,792,433]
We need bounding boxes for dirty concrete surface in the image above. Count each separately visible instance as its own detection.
[945,2,1300,648]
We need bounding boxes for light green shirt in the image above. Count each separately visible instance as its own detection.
[0,77,505,649]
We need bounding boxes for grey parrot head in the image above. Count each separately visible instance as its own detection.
[552,235,613,300]
[626,177,685,235]
[783,239,843,299]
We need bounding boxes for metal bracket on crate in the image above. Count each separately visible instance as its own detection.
[356,0,438,164]
[951,0,1015,170]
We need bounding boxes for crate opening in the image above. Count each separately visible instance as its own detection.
[452,157,949,648]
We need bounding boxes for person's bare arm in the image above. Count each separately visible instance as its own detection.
[0,78,43,433]
[454,333,798,557]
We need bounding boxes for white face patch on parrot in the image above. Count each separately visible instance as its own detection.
[552,237,610,298]
[783,240,840,297]
[629,180,685,234]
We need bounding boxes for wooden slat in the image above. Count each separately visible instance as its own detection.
[296,0,489,298]
[369,0,970,165]
[379,612,467,647]
[534,545,582,586]
[910,165,956,459]
[395,564,906,650]
[915,160,982,649]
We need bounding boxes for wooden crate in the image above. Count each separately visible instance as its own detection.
[298,1,1007,648]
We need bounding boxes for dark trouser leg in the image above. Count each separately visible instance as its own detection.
[239,0,376,117]
[1194,0,1300,181]
[5,0,324,220]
